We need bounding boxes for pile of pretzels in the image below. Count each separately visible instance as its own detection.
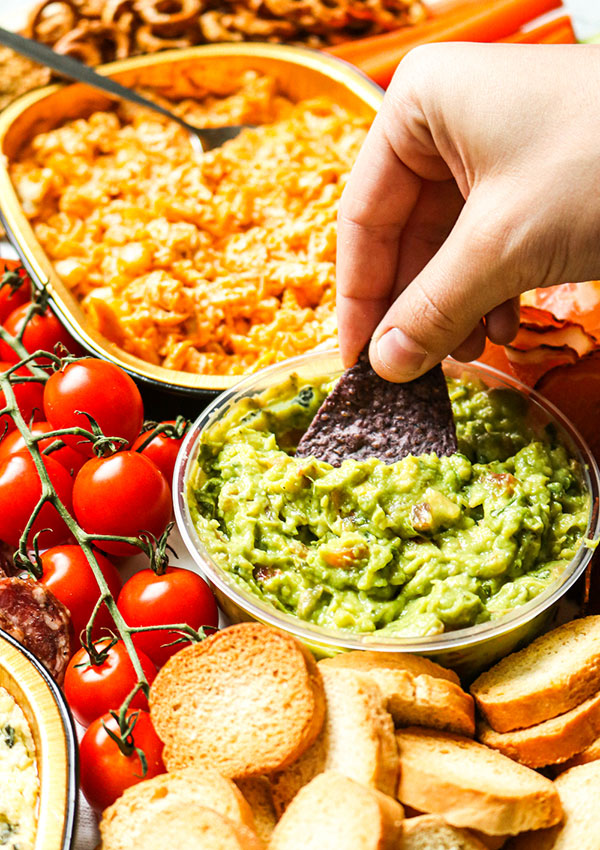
[22,0,426,55]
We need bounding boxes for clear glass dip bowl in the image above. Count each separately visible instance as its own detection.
[174,351,600,678]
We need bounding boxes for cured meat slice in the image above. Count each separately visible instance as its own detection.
[536,351,600,462]
[505,344,579,389]
[523,282,600,340]
[0,576,70,682]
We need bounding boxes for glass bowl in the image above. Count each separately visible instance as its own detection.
[174,350,600,678]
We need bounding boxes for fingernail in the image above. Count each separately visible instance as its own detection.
[375,328,427,378]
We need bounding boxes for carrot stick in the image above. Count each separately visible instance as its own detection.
[541,20,576,42]
[501,14,574,42]
[328,0,562,87]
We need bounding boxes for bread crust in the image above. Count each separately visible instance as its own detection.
[319,651,460,685]
[320,652,474,736]
[149,622,325,779]
[271,667,398,815]
[399,815,491,849]
[505,762,600,850]
[471,617,600,732]
[269,771,405,850]
[478,689,600,769]
[100,768,257,850]
[395,728,562,836]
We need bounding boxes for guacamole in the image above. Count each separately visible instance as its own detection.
[187,376,590,637]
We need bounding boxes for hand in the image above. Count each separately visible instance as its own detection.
[337,43,600,381]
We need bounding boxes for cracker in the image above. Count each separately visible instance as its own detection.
[295,350,457,466]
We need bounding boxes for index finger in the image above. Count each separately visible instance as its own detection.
[336,111,422,367]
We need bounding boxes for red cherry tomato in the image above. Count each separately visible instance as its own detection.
[43,359,144,457]
[64,639,157,727]
[0,265,31,324]
[79,710,165,813]
[0,421,85,476]
[0,452,73,547]
[0,302,80,364]
[0,362,44,435]
[73,452,172,557]
[131,421,187,485]
[118,567,219,667]
[39,545,122,645]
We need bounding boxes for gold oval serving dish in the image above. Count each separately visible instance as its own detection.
[0,628,77,850]
[0,44,383,411]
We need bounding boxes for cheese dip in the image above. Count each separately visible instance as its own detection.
[0,686,39,850]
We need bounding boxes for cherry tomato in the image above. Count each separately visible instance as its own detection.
[0,266,31,324]
[0,362,44,435]
[73,452,172,557]
[79,710,165,812]
[39,545,122,645]
[118,567,219,667]
[64,639,157,727]
[43,359,144,457]
[0,452,73,547]
[0,302,80,364]
[0,421,85,476]
[131,421,187,485]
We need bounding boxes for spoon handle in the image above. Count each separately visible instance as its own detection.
[0,27,197,134]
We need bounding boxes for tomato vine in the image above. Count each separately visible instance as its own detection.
[0,282,204,766]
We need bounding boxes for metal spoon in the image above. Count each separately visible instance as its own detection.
[0,27,251,154]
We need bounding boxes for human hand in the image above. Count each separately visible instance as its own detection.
[337,43,600,380]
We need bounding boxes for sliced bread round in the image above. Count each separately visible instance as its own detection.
[320,651,460,685]
[471,617,600,732]
[399,815,491,849]
[149,622,325,779]
[271,667,398,815]
[478,688,600,769]
[320,652,474,736]
[395,728,562,836]
[104,802,264,850]
[269,771,405,850]
[100,768,257,850]
[505,761,600,849]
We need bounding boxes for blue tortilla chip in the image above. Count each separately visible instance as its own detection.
[295,351,457,466]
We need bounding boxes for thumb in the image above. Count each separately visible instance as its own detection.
[368,194,518,382]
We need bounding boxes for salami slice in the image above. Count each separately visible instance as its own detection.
[0,576,70,683]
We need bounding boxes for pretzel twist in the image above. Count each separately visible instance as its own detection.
[53,21,131,64]
[24,0,81,43]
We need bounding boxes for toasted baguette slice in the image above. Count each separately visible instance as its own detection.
[320,651,460,684]
[103,802,264,850]
[396,728,562,835]
[271,667,397,815]
[320,652,474,736]
[471,617,600,732]
[235,778,277,845]
[559,736,600,772]
[100,768,256,850]
[149,623,325,779]
[269,771,404,850]
[505,761,600,850]
[478,688,600,768]
[399,815,491,849]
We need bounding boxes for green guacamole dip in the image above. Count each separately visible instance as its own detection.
[187,375,590,637]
